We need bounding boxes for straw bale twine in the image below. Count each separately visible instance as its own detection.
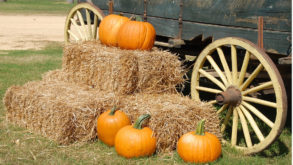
[118,94,221,153]
[4,80,117,144]
[62,41,185,94]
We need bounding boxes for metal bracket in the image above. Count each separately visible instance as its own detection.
[257,16,264,49]
[108,0,113,14]
[144,0,147,21]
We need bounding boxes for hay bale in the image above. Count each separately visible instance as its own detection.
[119,94,221,153]
[62,42,138,95]
[4,80,221,152]
[4,41,221,152]
[3,80,117,144]
[62,41,185,94]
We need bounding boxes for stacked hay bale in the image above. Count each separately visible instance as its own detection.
[4,80,117,144]
[44,41,185,95]
[4,41,221,152]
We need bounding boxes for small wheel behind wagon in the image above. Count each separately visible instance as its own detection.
[64,2,105,43]
[190,37,287,155]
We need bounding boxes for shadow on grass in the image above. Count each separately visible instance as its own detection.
[256,138,290,158]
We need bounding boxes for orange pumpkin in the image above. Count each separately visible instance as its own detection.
[177,119,221,163]
[117,17,156,50]
[97,106,131,146]
[99,14,129,46]
[115,114,156,158]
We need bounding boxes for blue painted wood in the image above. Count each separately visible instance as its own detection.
[146,0,180,19]
[80,0,291,55]
[182,21,291,55]
[182,0,291,32]
[113,0,144,14]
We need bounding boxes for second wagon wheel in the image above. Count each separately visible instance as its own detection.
[191,37,287,155]
[64,2,105,43]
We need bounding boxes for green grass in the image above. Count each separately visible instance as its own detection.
[0,0,291,164]
[0,43,291,164]
[0,0,75,15]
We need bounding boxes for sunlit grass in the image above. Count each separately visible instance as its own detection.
[0,42,291,164]
[0,0,75,15]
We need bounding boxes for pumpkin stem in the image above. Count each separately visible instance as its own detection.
[133,114,151,129]
[195,119,205,136]
[109,105,117,116]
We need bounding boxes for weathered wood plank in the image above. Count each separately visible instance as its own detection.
[113,0,144,14]
[182,21,291,55]
[183,0,291,32]
[146,0,180,19]
[88,0,291,33]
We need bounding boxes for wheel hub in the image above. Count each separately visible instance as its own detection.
[216,86,242,106]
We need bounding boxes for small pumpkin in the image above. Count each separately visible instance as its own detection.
[115,114,156,158]
[117,16,156,50]
[99,14,129,46]
[97,106,131,146]
[177,119,221,163]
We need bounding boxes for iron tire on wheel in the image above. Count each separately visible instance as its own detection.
[191,37,287,155]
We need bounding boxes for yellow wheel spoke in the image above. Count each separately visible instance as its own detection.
[195,86,222,94]
[76,10,88,40]
[217,47,232,84]
[240,64,264,91]
[237,107,253,148]
[221,106,233,132]
[238,50,250,86]
[242,101,274,128]
[208,100,217,104]
[85,9,93,39]
[231,107,239,146]
[231,45,238,85]
[242,81,273,96]
[93,15,98,39]
[67,30,79,41]
[243,96,277,108]
[217,104,228,114]
[240,105,265,141]
[207,55,229,87]
[199,69,226,90]
[70,18,84,40]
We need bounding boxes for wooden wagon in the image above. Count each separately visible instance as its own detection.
[63,0,291,155]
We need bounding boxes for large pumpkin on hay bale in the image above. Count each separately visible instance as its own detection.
[117,17,156,50]
[99,14,129,46]
[177,119,222,163]
[115,114,156,158]
[97,106,131,146]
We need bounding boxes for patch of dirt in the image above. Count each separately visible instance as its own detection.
[0,14,65,50]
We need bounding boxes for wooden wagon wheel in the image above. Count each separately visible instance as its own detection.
[64,2,105,43]
[190,37,287,155]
